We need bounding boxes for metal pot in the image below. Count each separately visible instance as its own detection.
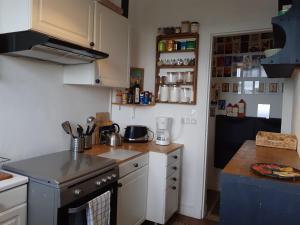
[106,132,123,147]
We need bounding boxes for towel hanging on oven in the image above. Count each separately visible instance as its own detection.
[86,191,111,225]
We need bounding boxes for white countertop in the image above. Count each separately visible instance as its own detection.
[0,170,28,192]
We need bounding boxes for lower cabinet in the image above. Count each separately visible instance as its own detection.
[117,155,149,225]
[146,149,182,224]
[0,204,27,225]
[0,185,27,225]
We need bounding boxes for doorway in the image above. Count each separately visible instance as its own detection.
[204,30,284,222]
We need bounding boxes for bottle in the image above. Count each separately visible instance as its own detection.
[238,99,246,118]
[133,81,140,104]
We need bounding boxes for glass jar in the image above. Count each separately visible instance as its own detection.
[191,22,200,33]
[181,21,191,33]
[159,85,169,102]
[185,71,194,83]
[158,41,166,52]
[169,85,180,103]
[166,72,178,84]
[180,87,192,103]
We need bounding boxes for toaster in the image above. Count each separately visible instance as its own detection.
[124,125,150,143]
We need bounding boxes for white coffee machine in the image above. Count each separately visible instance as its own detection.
[156,117,172,146]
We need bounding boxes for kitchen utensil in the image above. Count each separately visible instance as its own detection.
[99,123,120,144]
[84,135,92,150]
[62,121,75,138]
[88,124,97,135]
[124,125,151,143]
[77,124,84,137]
[106,132,123,147]
[86,116,95,135]
[71,136,84,153]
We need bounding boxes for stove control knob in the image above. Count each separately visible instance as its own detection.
[74,189,82,196]
[112,174,117,179]
[96,181,102,187]
[107,176,112,181]
[102,178,107,183]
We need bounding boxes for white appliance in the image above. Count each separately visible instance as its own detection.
[156,117,172,146]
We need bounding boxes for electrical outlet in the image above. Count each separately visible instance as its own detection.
[191,118,197,124]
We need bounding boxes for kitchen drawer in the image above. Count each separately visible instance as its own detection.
[167,149,181,166]
[119,153,149,178]
[167,161,180,178]
[165,176,179,222]
[0,185,27,213]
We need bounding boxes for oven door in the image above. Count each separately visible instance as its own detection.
[57,182,117,225]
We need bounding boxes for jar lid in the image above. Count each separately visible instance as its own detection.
[191,22,199,25]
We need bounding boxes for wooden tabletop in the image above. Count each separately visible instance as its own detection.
[85,142,184,164]
[223,140,300,184]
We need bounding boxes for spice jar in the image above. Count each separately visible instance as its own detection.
[191,22,200,33]
[158,41,166,52]
[185,71,194,83]
[166,40,174,51]
[180,87,192,103]
[181,21,191,33]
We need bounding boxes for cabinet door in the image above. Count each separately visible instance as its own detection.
[117,166,148,225]
[165,175,179,222]
[94,3,130,88]
[0,204,27,225]
[31,0,94,48]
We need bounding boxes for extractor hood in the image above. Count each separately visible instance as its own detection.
[0,31,109,65]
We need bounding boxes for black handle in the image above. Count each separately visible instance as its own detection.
[113,123,120,133]
[172,177,177,182]
[118,183,123,188]
[173,155,178,159]
[133,163,139,168]
[95,79,101,84]
[172,186,177,190]
[90,42,95,47]
[172,166,177,170]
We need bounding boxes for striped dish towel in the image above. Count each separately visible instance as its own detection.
[86,191,111,225]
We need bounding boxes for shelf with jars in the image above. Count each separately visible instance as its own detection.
[155,32,199,105]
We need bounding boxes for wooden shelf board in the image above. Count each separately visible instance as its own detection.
[156,101,196,105]
[159,49,196,54]
[158,65,195,69]
[112,103,156,107]
[157,33,199,40]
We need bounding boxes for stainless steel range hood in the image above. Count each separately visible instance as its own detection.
[0,31,109,65]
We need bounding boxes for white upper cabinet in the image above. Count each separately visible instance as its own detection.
[0,0,95,48]
[94,3,130,88]
[31,0,95,48]
[64,2,130,88]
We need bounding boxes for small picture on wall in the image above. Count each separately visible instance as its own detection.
[222,83,230,92]
[232,82,242,94]
[269,82,279,93]
[216,67,224,77]
[232,41,241,53]
[243,81,254,94]
[254,81,265,94]
[224,67,232,77]
[130,67,144,90]
[218,99,226,110]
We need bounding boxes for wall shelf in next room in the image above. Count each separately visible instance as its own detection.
[112,103,156,107]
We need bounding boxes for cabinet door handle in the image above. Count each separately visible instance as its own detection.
[173,155,178,159]
[95,79,101,84]
[172,177,177,182]
[90,42,95,47]
[118,183,123,188]
[133,163,139,168]
[172,166,177,170]
[172,186,177,190]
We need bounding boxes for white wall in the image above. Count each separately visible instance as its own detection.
[111,0,278,219]
[291,69,300,153]
[0,56,110,161]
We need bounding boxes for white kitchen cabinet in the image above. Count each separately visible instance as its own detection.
[146,149,182,224]
[117,154,148,225]
[0,185,27,225]
[0,0,95,48]
[63,2,130,88]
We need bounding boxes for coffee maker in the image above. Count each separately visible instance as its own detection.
[156,117,172,146]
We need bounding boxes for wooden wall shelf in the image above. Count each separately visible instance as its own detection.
[155,32,199,105]
[112,103,156,107]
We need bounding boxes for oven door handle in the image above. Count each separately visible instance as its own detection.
[68,203,89,214]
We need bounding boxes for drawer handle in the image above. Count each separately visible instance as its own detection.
[133,163,139,168]
[90,42,95,47]
[118,183,123,188]
[173,155,178,159]
[172,186,177,190]
[172,177,177,182]
[172,166,177,171]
